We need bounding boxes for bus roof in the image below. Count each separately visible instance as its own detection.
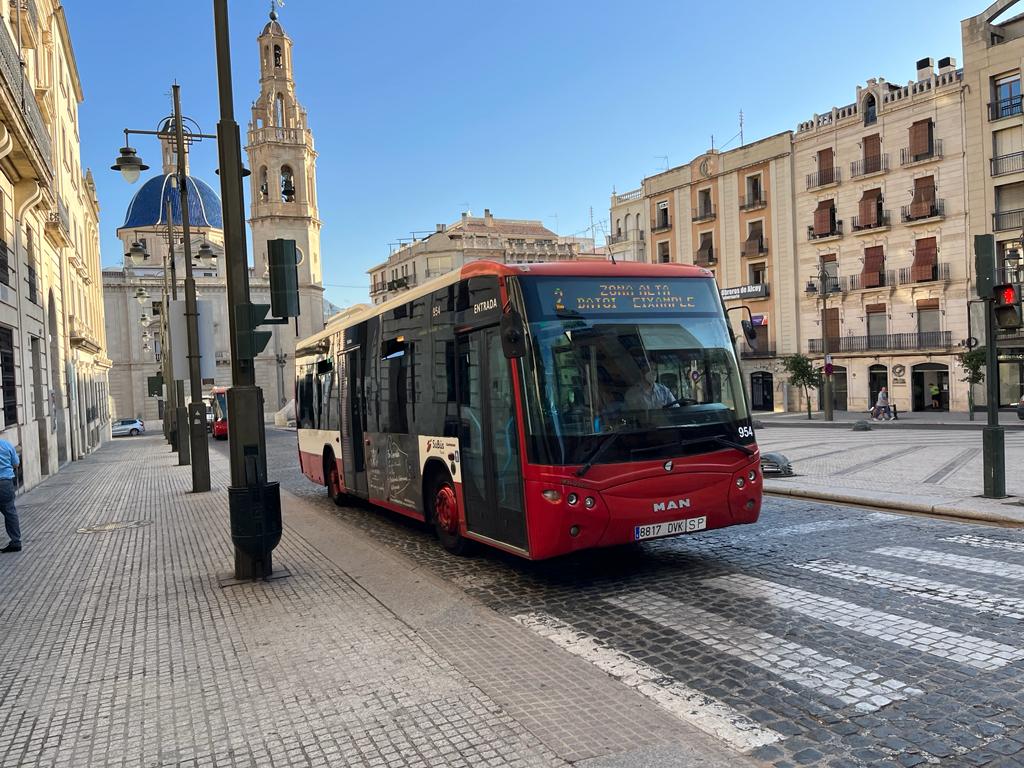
[297,260,714,356]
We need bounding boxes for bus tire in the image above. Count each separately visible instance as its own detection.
[425,470,472,556]
[324,452,345,506]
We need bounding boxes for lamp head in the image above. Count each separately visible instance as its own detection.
[111,146,149,184]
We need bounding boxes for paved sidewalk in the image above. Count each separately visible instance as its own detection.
[757,408,1024,430]
[758,425,1024,524]
[0,435,751,768]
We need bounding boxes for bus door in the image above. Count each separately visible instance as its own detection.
[456,326,527,550]
[342,346,368,497]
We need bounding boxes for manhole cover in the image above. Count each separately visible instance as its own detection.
[77,520,152,534]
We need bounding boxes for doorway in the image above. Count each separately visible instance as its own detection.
[817,365,848,411]
[868,364,889,410]
[912,363,949,411]
[750,371,774,411]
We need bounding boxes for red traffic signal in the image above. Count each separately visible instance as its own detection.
[994,282,1023,330]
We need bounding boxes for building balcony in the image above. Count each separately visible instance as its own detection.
[808,330,952,354]
[992,151,1024,176]
[9,0,39,48]
[740,237,768,257]
[614,188,642,203]
[740,344,776,359]
[739,194,767,211]
[897,262,951,285]
[901,199,945,224]
[69,315,102,355]
[989,95,1023,121]
[0,17,52,179]
[900,140,943,166]
[807,220,843,241]
[608,231,644,246]
[993,207,1024,232]
[847,269,895,291]
[247,126,309,146]
[850,155,889,178]
[691,205,716,223]
[806,167,840,190]
[44,198,71,248]
[804,276,845,296]
[650,220,672,233]
[851,211,891,232]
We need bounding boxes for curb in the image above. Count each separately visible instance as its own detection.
[758,420,1024,432]
[764,482,1024,526]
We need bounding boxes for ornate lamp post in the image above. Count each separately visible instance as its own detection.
[805,267,836,421]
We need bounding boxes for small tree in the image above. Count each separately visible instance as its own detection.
[955,348,986,421]
[782,353,822,420]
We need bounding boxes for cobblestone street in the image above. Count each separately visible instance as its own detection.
[249,427,1024,768]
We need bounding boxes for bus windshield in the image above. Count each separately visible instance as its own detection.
[517,275,752,466]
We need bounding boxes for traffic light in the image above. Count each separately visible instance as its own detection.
[993,283,1023,330]
[268,239,300,319]
[235,303,274,359]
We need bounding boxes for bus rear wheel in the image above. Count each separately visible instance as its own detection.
[325,455,345,506]
[426,472,471,556]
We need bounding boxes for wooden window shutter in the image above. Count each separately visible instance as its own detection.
[820,253,837,263]
[695,233,714,265]
[909,119,933,159]
[916,298,940,310]
[858,188,881,227]
[911,236,938,281]
[864,134,881,158]
[818,147,833,167]
[823,307,840,341]
[813,199,835,235]
[865,303,887,314]
[910,176,936,218]
[861,245,885,288]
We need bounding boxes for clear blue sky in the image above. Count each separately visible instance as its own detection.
[66,1,969,308]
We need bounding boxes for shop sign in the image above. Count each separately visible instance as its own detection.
[720,283,769,301]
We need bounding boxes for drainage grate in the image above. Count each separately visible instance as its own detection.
[77,520,152,534]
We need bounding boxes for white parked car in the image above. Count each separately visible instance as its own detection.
[112,418,145,437]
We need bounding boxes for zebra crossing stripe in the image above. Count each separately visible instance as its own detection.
[512,613,782,753]
[604,593,922,713]
[794,559,1024,620]
[942,534,1024,554]
[874,546,1024,580]
[704,574,1024,671]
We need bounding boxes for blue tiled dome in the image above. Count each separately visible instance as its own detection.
[121,173,224,230]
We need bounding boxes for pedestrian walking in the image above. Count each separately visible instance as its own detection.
[0,437,21,553]
[872,387,893,421]
[930,383,942,410]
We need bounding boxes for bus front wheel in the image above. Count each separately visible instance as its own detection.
[426,472,471,556]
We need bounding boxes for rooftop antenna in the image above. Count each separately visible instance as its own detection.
[739,109,744,146]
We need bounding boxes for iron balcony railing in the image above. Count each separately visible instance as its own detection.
[992,150,1024,176]
[740,237,768,257]
[739,194,767,210]
[900,139,943,165]
[851,211,891,230]
[901,199,945,222]
[26,264,38,305]
[691,205,716,222]
[809,331,952,354]
[989,95,1024,121]
[847,269,895,291]
[740,344,776,359]
[897,262,951,285]
[0,16,52,176]
[850,154,889,177]
[807,219,843,240]
[806,167,840,189]
[993,207,1024,231]
[804,275,844,295]
[650,219,672,233]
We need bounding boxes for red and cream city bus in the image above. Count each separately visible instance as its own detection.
[295,260,761,559]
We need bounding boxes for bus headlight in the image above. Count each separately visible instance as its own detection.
[542,489,562,503]
[584,496,596,509]
[736,477,745,489]
[567,493,579,505]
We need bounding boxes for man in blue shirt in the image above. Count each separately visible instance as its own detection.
[0,437,21,552]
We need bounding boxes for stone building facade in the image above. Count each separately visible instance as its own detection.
[0,1,109,491]
[609,133,801,412]
[103,8,325,422]
[367,209,593,304]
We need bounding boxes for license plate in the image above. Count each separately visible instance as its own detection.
[634,516,707,541]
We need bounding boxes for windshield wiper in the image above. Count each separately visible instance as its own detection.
[708,435,755,456]
[575,429,649,477]
[630,434,755,458]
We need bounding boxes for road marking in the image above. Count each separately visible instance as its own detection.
[512,613,782,753]
[735,513,898,540]
[875,546,1024,580]
[834,446,924,476]
[794,559,1024,619]
[604,592,921,713]
[923,447,978,484]
[704,574,1024,671]
[942,534,1024,554]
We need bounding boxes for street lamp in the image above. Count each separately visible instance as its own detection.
[112,86,215,494]
[194,241,216,270]
[806,266,836,421]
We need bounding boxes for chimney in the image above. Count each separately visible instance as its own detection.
[461,211,468,220]
[484,208,493,225]
[916,57,935,81]
[435,223,446,233]
[937,56,957,75]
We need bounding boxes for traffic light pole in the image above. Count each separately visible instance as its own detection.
[976,234,1006,499]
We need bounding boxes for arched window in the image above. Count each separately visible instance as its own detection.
[280,165,295,202]
[273,45,283,68]
[616,218,621,236]
[262,45,269,72]
[258,166,269,201]
[273,93,285,128]
[863,93,877,125]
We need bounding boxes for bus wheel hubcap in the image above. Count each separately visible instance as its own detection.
[435,485,458,535]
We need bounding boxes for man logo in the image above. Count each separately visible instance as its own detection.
[652,498,691,513]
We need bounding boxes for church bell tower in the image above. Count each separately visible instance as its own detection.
[246,6,323,340]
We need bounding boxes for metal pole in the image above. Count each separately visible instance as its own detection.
[983,293,1005,497]
[172,84,211,493]
[820,270,833,421]
[214,0,281,579]
[160,215,176,448]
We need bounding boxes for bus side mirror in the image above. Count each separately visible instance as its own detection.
[501,308,527,359]
[741,319,758,346]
